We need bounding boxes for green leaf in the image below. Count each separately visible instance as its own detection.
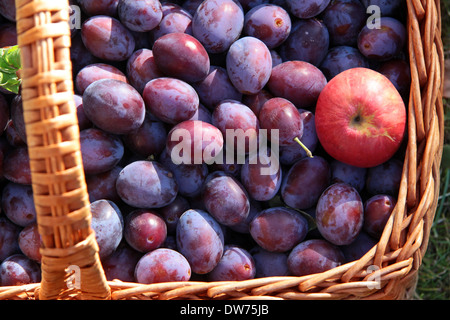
[0,78,21,94]
[4,46,21,69]
[0,45,21,94]
[0,58,15,73]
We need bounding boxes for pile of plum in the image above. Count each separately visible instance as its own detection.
[0,0,410,286]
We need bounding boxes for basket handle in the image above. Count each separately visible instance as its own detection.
[15,0,110,300]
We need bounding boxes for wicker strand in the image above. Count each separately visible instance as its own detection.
[15,0,110,300]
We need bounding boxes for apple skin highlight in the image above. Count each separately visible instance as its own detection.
[315,68,406,168]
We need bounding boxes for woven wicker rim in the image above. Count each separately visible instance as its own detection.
[0,0,445,300]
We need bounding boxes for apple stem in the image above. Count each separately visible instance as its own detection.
[294,137,313,158]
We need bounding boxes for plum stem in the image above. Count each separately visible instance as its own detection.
[294,137,313,158]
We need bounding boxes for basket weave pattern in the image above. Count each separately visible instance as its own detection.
[0,0,445,300]
[5,0,110,300]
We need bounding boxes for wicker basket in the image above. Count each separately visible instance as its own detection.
[0,0,444,300]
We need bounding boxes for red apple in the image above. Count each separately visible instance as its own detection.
[315,68,406,168]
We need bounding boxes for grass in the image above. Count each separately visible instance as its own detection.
[413,0,450,300]
[415,169,450,299]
